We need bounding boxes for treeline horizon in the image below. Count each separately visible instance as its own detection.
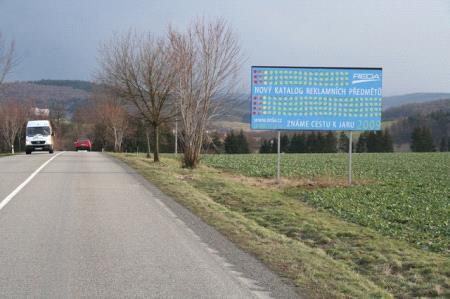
[259,130,395,154]
[218,128,448,154]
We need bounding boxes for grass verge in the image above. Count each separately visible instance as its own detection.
[112,153,449,298]
[202,153,450,252]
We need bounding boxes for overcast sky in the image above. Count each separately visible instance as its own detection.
[0,0,449,96]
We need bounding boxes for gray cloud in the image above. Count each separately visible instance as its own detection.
[0,0,449,96]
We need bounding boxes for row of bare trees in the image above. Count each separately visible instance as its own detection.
[72,86,131,152]
[0,100,31,153]
[0,32,23,154]
[85,88,129,152]
[97,18,243,168]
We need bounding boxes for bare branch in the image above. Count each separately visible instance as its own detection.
[0,32,16,86]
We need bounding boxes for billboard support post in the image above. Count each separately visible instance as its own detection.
[348,131,353,185]
[277,130,281,182]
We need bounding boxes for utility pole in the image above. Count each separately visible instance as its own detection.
[174,119,178,155]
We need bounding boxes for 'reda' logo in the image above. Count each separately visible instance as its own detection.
[352,73,381,84]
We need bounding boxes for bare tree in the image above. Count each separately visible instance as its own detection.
[90,88,129,152]
[169,18,243,168]
[0,32,15,86]
[0,100,30,153]
[98,32,177,161]
[103,102,128,152]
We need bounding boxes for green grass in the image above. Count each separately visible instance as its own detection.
[114,153,449,298]
[202,153,450,253]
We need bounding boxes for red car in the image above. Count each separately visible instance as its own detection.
[74,139,92,151]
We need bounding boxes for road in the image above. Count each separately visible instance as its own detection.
[0,152,299,298]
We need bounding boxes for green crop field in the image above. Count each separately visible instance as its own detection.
[202,153,450,252]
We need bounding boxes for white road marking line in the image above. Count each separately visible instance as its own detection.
[0,152,64,212]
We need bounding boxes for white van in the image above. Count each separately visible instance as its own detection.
[25,120,55,154]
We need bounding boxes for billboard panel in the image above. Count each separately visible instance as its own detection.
[251,66,382,131]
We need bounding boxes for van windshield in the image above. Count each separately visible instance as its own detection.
[27,126,51,137]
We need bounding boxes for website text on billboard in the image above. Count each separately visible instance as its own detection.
[251,66,383,131]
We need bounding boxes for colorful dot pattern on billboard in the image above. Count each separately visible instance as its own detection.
[251,66,383,131]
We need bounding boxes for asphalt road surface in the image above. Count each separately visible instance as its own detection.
[0,152,300,298]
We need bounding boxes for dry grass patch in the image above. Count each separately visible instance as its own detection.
[224,173,373,190]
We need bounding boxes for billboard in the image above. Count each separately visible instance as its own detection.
[251,66,383,131]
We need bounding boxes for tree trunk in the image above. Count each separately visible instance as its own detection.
[182,134,202,168]
[8,136,14,154]
[183,149,194,168]
[117,130,124,152]
[146,127,151,159]
[183,150,199,168]
[153,124,160,162]
[113,127,119,152]
[17,132,22,152]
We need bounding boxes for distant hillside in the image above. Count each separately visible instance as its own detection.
[30,80,95,92]
[388,99,450,149]
[0,81,91,117]
[383,98,450,121]
[382,93,450,110]
[215,93,249,123]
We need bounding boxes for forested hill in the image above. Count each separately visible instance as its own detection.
[382,92,450,110]
[387,99,450,148]
[30,80,94,92]
[0,81,91,117]
[383,98,450,121]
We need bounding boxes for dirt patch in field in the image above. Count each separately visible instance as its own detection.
[224,174,372,189]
